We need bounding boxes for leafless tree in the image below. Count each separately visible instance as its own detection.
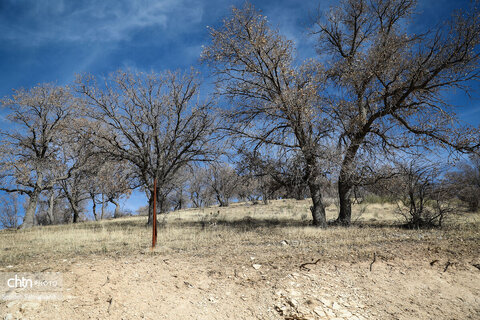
[95,160,133,219]
[206,163,241,207]
[236,148,309,203]
[56,118,100,223]
[314,0,480,225]
[0,84,84,228]
[77,69,217,225]
[387,160,453,228]
[202,4,332,226]
[187,167,214,208]
[0,193,20,229]
[446,154,480,211]
[166,167,190,211]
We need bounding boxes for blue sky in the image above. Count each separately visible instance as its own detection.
[0,0,479,212]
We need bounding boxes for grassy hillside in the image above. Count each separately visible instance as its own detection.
[1,199,478,269]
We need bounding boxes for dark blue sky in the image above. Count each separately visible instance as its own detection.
[0,0,478,211]
[0,0,478,116]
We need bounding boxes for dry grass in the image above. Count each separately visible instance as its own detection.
[1,199,479,271]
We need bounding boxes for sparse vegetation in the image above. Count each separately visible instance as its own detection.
[0,199,477,267]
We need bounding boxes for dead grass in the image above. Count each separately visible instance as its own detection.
[1,199,479,271]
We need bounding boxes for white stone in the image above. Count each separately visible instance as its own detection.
[313,307,326,317]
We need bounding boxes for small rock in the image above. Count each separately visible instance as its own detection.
[252,264,262,270]
[208,297,218,303]
[289,289,301,297]
[287,298,299,308]
[4,314,13,320]
[338,310,353,318]
[332,301,341,310]
[314,306,326,317]
[20,302,40,312]
[320,298,332,307]
[6,301,16,309]
[324,308,336,318]
[280,240,289,246]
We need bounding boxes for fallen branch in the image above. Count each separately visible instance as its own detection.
[444,261,451,272]
[473,264,480,271]
[430,260,439,266]
[369,252,377,272]
[107,297,113,313]
[299,258,321,271]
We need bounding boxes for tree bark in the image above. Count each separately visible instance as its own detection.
[304,155,327,227]
[91,194,98,221]
[47,191,55,224]
[147,195,154,225]
[336,140,362,225]
[308,181,327,227]
[101,193,105,220]
[337,179,352,225]
[111,199,121,218]
[21,190,39,229]
[72,203,80,223]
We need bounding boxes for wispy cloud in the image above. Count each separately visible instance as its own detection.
[0,0,204,46]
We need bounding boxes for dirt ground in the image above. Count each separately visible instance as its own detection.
[2,246,479,319]
[1,201,479,319]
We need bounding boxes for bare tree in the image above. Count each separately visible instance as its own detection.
[56,119,100,223]
[77,69,217,225]
[166,168,190,211]
[95,160,133,219]
[202,4,332,226]
[206,163,241,207]
[0,193,20,229]
[446,154,480,212]
[0,84,83,228]
[187,167,214,208]
[388,160,453,228]
[313,0,480,225]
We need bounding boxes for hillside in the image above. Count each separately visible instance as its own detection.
[1,199,479,319]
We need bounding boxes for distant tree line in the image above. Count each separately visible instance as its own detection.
[1,0,480,229]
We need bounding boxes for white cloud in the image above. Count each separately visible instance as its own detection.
[1,0,205,45]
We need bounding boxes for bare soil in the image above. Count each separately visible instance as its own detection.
[1,201,479,319]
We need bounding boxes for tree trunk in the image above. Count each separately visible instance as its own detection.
[111,199,121,218]
[304,155,327,227]
[91,195,98,221]
[72,204,80,223]
[336,141,362,225]
[101,193,105,220]
[47,191,55,224]
[309,182,327,227]
[21,190,39,229]
[147,195,154,225]
[337,179,352,225]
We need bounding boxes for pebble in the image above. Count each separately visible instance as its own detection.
[313,306,326,317]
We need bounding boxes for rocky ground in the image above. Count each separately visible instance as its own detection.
[2,248,479,319]
[1,201,479,319]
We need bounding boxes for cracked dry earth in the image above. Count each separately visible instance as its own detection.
[2,251,479,320]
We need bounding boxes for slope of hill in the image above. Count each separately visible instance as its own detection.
[1,199,479,319]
